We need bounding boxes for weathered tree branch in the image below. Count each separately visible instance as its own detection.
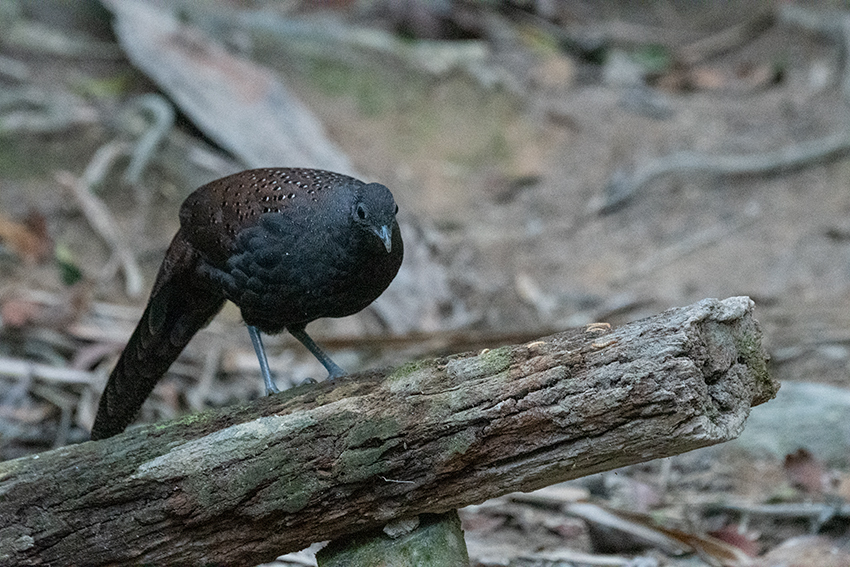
[0,297,777,566]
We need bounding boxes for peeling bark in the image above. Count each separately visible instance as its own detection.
[0,297,777,566]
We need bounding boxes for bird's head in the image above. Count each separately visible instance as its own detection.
[352,182,399,253]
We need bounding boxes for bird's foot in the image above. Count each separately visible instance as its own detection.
[326,368,346,381]
[264,376,280,395]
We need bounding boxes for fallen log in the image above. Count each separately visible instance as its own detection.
[0,297,777,566]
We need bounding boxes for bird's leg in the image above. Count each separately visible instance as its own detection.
[288,325,346,380]
[247,325,280,394]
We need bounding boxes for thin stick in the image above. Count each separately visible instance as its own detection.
[55,141,145,297]
[0,355,100,385]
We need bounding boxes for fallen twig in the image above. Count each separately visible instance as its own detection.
[711,501,850,533]
[121,93,175,186]
[0,355,100,385]
[677,11,774,66]
[55,141,145,298]
[0,86,96,133]
[600,131,850,213]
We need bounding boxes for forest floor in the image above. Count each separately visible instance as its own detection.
[1,1,849,565]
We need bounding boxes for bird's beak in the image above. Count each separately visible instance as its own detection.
[375,225,393,253]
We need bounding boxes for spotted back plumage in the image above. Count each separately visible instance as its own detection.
[180,168,356,266]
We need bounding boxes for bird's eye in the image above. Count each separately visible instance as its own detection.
[393,204,399,215]
[356,203,368,220]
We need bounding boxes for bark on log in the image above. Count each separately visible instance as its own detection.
[0,297,777,566]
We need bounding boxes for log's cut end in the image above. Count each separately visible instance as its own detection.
[554,295,777,456]
[652,295,777,442]
[690,296,777,408]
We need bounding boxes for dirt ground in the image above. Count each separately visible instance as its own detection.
[2,1,850,565]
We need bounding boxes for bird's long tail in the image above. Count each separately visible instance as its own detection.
[90,232,224,440]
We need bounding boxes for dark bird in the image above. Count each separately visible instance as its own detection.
[91,168,403,440]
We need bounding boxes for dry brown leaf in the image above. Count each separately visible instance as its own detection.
[564,502,692,556]
[614,509,755,567]
[0,210,51,263]
[1,284,92,333]
[708,525,761,558]
[566,502,755,566]
[0,295,44,328]
[784,448,835,495]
